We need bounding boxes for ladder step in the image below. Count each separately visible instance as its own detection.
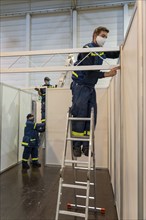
[75,181,94,186]
[68,117,91,121]
[68,204,105,212]
[67,137,90,141]
[74,166,94,171]
[59,210,85,218]
[76,195,94,200]
[62,183,87,190]
[65,160,88,165]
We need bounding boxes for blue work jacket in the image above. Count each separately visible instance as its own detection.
[40,84,53,103]
[72,42,120,87]
[22,120,45,147]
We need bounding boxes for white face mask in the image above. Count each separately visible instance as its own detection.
[96,36,106,47]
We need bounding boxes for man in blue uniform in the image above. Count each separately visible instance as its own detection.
[35,77,52,123]
[71,26,120,157]
[21,113,45,170]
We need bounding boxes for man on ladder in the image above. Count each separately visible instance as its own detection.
[70,26,120,157]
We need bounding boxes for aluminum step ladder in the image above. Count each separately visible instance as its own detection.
[55,108,105,220]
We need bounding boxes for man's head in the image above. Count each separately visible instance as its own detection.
[92,26,109,46]
[27,113,34,121]
[44,76,50,85]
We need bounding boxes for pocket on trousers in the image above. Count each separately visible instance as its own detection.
[29,138,37,147]
[22,136,30,147]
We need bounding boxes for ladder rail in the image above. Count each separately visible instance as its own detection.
[90,108,97,211]
[55,110,70,220]
[70,109,78,209]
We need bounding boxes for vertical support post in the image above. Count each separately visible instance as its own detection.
[137,1,144,219]
[120,45,124,220]
[113,77,117,200]
[26,12,31,87]
[0,83,3,171]
[72,9,77,48]
[123,4,129,37]
[17,90,20,163]
[143,1,146,218]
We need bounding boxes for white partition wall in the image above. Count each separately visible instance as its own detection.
[0,83,32,172]
[45,88,108,168]
[122,10,138,219]
[0,84,19,172]
[108,1,146,219]
[108,73,121,219]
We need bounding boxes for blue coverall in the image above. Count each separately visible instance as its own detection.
[22,120,45,164]
[71,42,120,149]
[40,84,52,122]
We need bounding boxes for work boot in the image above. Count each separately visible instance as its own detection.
[82,146,93,157]
[32,161,41,168]
[73,146,81,157]
[22,162,30,170]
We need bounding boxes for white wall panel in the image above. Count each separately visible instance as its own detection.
[0,16,26,51]
[0,84,19,172]
[77,7,123,47]
[77,0,135,6]
[30,12,71,86]
[45,88,108,168]
[121,11,138,219]
[0,16,28,87]
[108,78,115,190]
[0,0,30,13]
[114,73,121,219]
[30,0,71,10]
[108,73,121,218]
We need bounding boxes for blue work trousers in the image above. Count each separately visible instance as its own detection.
[22,147,38,163]
[71,82,97,148]
[41,102,45,122]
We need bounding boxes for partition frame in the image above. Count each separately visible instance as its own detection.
[120,45,124,219]
[137,0,144,218]
[143,1,146,218]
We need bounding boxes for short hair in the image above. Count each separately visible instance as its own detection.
[27,113,34,119]
[44,76,50,81]
[92,26,109,40]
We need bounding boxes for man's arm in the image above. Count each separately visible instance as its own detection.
[104,66,120,77]
[35,123,45,132]
[96,66,120,78]
[35,88,43,96]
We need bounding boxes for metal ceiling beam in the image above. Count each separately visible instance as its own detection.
[0,47,119,57]
[0,65,119,73]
